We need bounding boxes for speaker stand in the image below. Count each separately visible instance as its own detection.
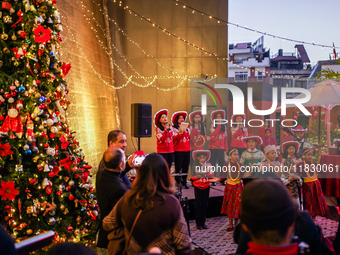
[138,137,141,151]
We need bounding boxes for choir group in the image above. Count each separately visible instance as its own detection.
[154,109,329,231]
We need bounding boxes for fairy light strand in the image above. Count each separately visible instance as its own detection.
[170,0,339,49]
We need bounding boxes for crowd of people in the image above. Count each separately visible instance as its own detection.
[2,109,338,255]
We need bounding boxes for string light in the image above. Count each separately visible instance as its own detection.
[62,24,217,90]
[170,0,339,49]
[108,1,229,60]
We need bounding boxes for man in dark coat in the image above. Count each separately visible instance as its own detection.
[96,147,130,253]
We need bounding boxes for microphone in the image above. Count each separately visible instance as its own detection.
[166,122,171,132]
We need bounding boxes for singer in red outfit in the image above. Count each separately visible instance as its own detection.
[209,109,228,178]
[172,111,190,189]
[231,114,248,155]
[154,109,174,169]
[189,110,208,169]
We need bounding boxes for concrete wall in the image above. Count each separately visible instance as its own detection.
[108,0,229,155]
[57,0,119,172]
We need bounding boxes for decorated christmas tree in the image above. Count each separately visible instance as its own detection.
[0,0,98,246]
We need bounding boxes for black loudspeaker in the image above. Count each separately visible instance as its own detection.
[131,103,152,137]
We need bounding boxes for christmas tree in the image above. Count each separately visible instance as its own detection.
[0,0,98,246]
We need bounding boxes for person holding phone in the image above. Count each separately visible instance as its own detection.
[172,111,190,189]
[154,109,174,169]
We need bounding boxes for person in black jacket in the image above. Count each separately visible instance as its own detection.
[96,147,130,253]
[0,224,17,255]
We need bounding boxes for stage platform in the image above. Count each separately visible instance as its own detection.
[180,184,225,220]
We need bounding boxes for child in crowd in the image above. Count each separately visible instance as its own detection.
[231,114,248,155]
[297,148,329,221]
[239,134,265,185]
[172,111,190,189]
[280,141,303,207]
[209,109,228,179]
[261,128,277,151]
[191,150,214,230]
[260,145,281,172]
[220,148,243,232]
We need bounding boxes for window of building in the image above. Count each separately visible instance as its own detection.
[257,71,263,81]
[235,71,248,82]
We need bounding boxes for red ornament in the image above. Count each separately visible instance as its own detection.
[0,116,4,121]
[4,205,11,213]
[66,186,71,191]
[0,181,19,201]
[4,93,10,99]
[29,179,37,185]
[69,195,74,200]
[10,92,16,97]
[19,31,27,38]
[61,62,71,76]
[67,226,73,232]
[17,11,23,17]
[44,143,49,148]
[36,80,41,85]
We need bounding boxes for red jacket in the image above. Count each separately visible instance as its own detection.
[173,128,190,152]
[231,127,248,149]
[155,127,174,153]
[190,125,206,150]
[208,124,228,151]
[259,127,272,139]
[191,162,214,189]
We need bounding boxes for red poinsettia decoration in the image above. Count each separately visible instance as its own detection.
[61,62,71,76]
[2,2,11,10]
[0,181,19,200]
[34,25,51,44]
[59,157,74,171]
[0,143,13,157]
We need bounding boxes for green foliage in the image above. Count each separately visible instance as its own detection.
[315,59,340,80]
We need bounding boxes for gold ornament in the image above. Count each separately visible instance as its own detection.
[26,229,33,235]
[11,34,17,40]
[1,33,8,40]
[14,61,19,67]
[3,47,10,54]
[9,8,15,14]
[3,15,12,23]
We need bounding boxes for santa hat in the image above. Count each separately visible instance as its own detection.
[134,151,145,157]
[281,141,299,153]
[242,133,263,145]
[231,114,246,122]
[291,125,307,133]
[192,150,211,161]
[264,145,276,155]
[154,109,168,127]
[210,109,226,122]
[189,110,204,124]
[171,111,188,126]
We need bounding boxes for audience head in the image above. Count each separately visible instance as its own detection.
[282,127,294,137]
[47,242,96,255]
[302,148,313,161]
[264,145,277,161]
[265,128,272,138]
[103,147,125,172]
[241,179,297,246]
[228,148,239,162]
[107,130,127,152]
[263,121,269,128]
[126,153,175,210]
